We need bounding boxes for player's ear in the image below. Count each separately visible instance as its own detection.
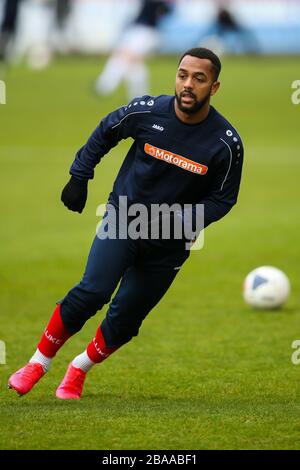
[210,81,220,96]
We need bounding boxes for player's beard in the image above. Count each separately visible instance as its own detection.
[175,87,212,115]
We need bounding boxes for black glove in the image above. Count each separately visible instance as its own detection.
[61,176,88,213]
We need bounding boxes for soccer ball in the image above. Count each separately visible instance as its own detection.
[243,266,290,310]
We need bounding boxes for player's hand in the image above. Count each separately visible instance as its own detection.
[61,176,88,213]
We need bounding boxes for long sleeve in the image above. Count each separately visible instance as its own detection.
[69,105,139,180]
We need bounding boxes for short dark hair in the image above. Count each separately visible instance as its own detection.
[178,47,222,80]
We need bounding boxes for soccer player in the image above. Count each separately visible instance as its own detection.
[0,0,22,61]
[201,6,260,55]
[8,47,244,399]
[94,0,173,99]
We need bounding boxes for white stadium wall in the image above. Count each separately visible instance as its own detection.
[1,0,300,55]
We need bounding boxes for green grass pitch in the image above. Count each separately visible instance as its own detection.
[0,55,299,450]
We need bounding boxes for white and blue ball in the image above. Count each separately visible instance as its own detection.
[243,266,290,310]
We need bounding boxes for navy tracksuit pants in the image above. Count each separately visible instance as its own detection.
[59,212,190,348]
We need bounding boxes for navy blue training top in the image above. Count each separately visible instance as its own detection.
[70,95,244,229]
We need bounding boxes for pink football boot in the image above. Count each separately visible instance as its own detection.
[56,364,87,399]
[8,363,45,396]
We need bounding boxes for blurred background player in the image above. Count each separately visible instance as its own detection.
[52,0,71,55]
[200,5,259,55]
[0,0,22,61]
[3,0,72,70]
[55,0,70,29]
[94,0,173,100]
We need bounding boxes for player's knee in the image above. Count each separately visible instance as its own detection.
[79,278,112,306]
[59,286,112,334]
[102,316,141,347]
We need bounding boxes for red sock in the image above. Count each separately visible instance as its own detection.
[86,326,118,363]
[37,305,71,358]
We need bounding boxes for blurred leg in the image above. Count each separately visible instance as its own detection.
[126,59,149,100]
[95,53,130,95]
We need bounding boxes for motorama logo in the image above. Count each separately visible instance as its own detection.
[144,143,208,175]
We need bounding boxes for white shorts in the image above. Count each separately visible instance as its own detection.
[118,24,160,57]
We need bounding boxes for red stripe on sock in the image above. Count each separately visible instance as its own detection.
[86,327,117,363]
[38,305,71,358]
